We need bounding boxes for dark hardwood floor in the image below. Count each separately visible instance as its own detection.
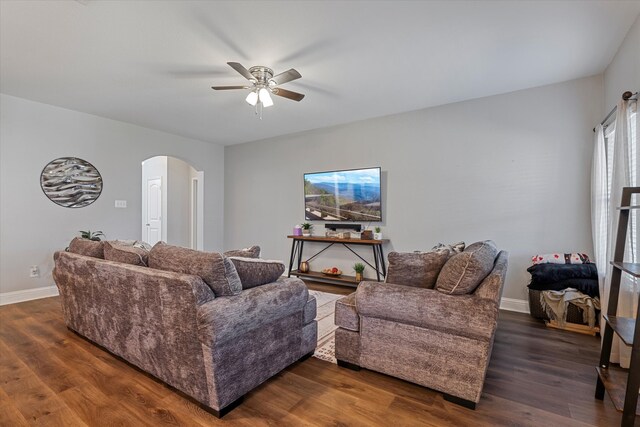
[0,286,630,426]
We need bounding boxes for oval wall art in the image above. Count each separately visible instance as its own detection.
[40,157,103,208]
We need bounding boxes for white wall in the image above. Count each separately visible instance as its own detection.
[603,14,639,109]
[0,94,224,294]
[167,156,195,248]
[225,76,603,301]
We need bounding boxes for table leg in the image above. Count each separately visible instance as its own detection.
[378,245,386,277]
[288,239,298,277]
[298,241,305,270]
[373,245,381,281]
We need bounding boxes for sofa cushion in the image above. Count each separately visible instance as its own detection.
[228,257,285,289]
[223,245,261,258]
[385,250,450,289]
[68,237,104,259]
[148,242,242,297]
[103,241,148,266]
[196,277,308,345]
[335,292,359,332]
[435,240,498,295]
[356,282,498,342]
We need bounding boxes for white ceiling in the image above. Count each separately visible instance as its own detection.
[1,1,639,146]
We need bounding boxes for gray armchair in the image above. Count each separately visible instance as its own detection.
[334,250,508,409]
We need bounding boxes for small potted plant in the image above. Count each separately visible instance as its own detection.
[373,226,382,240]
[354,262,365,282]
[301,222,313,237]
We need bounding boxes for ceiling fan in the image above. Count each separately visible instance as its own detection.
[212,62,305,115]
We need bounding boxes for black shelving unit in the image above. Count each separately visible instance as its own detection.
[595,187,640,426]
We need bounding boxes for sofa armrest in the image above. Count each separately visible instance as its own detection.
[473,250,509,302]
[355,281,498,342]
[197,277,308,345]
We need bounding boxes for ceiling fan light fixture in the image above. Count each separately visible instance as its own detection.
[245,90,258,106]
[259,88,273,107]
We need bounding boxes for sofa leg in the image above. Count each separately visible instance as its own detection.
[212,396,244,418]
[443,393,476,410]
[298,351,314,362]
[337,359,361,371]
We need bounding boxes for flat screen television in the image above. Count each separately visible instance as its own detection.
[304,167,382,222]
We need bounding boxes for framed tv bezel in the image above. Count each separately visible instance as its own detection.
[302,166,382,223]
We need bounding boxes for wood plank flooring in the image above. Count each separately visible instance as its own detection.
[0,288,630,426]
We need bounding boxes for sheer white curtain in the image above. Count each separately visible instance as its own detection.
[593,98,638,368]
[592,124,607,290]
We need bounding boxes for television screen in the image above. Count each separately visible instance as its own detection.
[304,167,382,222]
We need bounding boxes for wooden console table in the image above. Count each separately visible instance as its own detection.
[287,235,388,287]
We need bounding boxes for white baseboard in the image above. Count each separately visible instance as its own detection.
[500,297,530,314]
[0,285,59,306]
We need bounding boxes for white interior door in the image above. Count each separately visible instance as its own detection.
[144,177,162,246]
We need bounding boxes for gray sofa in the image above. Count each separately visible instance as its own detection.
[334,249,508,409]
[53,251,317,417]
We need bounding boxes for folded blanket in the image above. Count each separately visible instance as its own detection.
[532,253,591,265]
[527,263,598,284]
[540,288,600,328]
[528,278,599,298]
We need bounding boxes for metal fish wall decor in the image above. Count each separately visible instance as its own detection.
[40,157,103,208]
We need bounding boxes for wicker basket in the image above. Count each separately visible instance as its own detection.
[528,289,588,324]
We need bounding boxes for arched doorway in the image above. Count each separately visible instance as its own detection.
[141,156,204,249]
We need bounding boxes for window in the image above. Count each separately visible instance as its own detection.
[603,107,638,277]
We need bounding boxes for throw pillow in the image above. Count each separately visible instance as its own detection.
[68,237,104,259]
[148,242,242,296]
[431,241,465,256]
[228,257,285,289]
[435,240,498,295]
[223,245,261,258]
[385,250,450,289]
[103,241,149,266]
[110,239,153,251]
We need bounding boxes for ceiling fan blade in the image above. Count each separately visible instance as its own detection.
[211,85,250,90]
[272,87,305,102]
[270,68,302,85]
[227,62,256,82]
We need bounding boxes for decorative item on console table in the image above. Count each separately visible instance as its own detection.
[300,261,310,273]
[361,229,373,240]
[322,267,342,276]
[373,227,382,240]
[301,222,313,237]
[293,224,302,236]
[353,262,365,282]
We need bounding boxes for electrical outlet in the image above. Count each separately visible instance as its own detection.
[29,265,40,278]
[115,200,127,208]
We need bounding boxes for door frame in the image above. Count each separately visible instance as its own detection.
[190,171,204,250]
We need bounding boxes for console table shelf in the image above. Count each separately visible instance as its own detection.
[286,235,388,285]
[290,270,359,287]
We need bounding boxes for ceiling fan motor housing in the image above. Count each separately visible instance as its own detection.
[248,66,274,86]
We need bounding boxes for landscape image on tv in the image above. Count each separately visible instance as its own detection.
[304,167,382,221]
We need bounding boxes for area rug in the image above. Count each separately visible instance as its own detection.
[309,290,343,364]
